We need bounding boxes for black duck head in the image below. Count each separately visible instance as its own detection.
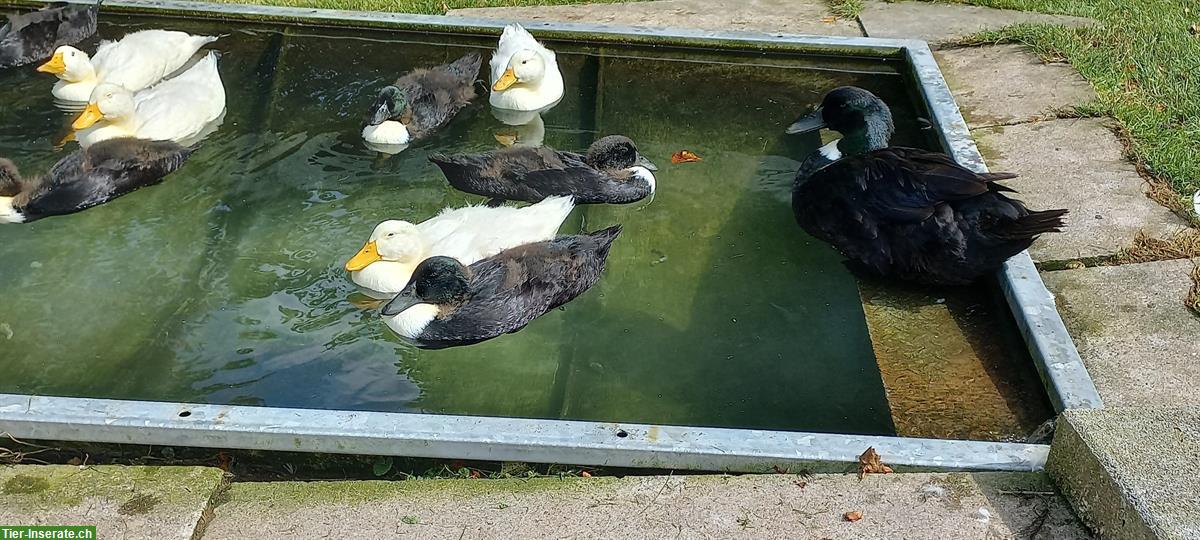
[381,256,471,316]
[365,86,408,127]
[585,135,657,172]
[787,86,895,155]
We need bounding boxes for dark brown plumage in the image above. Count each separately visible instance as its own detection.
[0,0,99,69]
[363,51,482,139]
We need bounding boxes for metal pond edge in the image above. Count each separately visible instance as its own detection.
[904,43,1104,412]
[0,2,1098,472]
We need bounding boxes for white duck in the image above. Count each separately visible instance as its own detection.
[38,30,218,102]
[489,24,564,112]
[344,195,575,297]
[71,52,226,148]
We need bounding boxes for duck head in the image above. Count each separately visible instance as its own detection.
[362,86,411,147]
[586,135,658,192]
[365,86,408,127]
[345,220,427,273]
[72,83,135,130]
[381,256,471,316]
[493,49,547,92]
[37,46,95,82]
[787,86,895,156]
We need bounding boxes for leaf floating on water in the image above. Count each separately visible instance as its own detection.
[670,150,703,165]
[857,447,893,479]
[494,132,518,147]
[844,511,863,522]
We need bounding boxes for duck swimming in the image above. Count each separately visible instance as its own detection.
[788,86,1067,286]
[362,51,482,153]
[0,137,192,224]
[71,51,225,147]
[489,24,563,112]
[381,225,622,349]
[345,195,575,297]
[429,135,657,205]
[0,0,100,69]
[38,29,217,102]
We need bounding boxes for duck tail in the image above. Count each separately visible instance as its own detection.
[587,224,624,259]
[995,208,1068,240]
[0,158,25,197]
[448,51,483,83]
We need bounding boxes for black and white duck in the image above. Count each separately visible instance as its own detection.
[429,135,657,205]
[380,225,622,349]
[787,86,1067,285]
[361,51,482,153]
[0,137,192,224]
[0,0,100,70]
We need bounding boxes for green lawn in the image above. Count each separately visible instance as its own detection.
[202,0,628,14]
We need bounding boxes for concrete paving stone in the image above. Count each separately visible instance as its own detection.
[936,44,1097,128]
[860,0,1094,45]
[449,0,864,37]
[0,465,226,540]
[202,473,1090,539]
[973,118,1187,262]
[1049,406,1200,540]
[1040,259,1200,408]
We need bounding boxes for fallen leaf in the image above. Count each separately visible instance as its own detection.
[844,511,863,522]
[67,457,81,466]
[580,471,592,478]
[821,16,837,24]
[469,469,481,479]
[671,150,703,164]
[494,132,518,147]
[794,480,807,489]
[857,447,894,480]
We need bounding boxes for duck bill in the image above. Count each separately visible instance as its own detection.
[786,108,826,135]
[381,286,420,316]
[71,103,103,130]
[365,99,392,127]
[344,241,381,272]
[37,53,66,75]
[492,68,518,92]
[635,155,658,172]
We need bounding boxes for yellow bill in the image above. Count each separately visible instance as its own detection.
[492,67,518,92]
[37,52,66,75]
[71,103,104,130]
[344,241,382,272]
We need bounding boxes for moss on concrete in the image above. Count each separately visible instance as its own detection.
[0,465,225,513]
[224,476,619,508]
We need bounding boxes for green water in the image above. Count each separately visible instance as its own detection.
[0,16,977,436]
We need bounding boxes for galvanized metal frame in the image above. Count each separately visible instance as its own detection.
[0,0,1100,473]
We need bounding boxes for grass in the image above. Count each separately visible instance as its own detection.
[938,0,1200,210]
[201,0,631,14]
[827,0,866,19]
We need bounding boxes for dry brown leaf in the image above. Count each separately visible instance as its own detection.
[844,511,863,522]
[857,447,893,479]
[821,16,837,24]
[671,150,703,164]
[580,470,592,478]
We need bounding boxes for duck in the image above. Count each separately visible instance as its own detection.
[71,51,225,148]
[362,51,482,153]
[380,225,622,349]
[429,135,657,205]
[344,195,575,297]
[787,86,1067,286]
[0,0,100,69]
[38,29,217,102]
[0,137,192,224]
[488,23,564,112]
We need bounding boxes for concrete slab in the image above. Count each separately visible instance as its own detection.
[973,118,1187,262]
[936,45,1096,128]
[1049,406,1200,540]
[203,473,1089,539]
[448,0,864,37]
[860,1,1094,45]
[0,465,225,540]
[1040,259,1200,407]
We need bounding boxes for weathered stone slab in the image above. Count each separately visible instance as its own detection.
[973,118,1186,262]
[936,44,1096,128]
[204,473,1089,539]
[1040,259,1200,407]
[1049,406,1200,540]
[0,465,225,540]
[860,1,1094,44]
[449,0,864,37]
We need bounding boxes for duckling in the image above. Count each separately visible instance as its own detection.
[0,0,99,69]
[380,225,622,349]
[344,195,575,297]
[0,137,192,223]
[429,135,657,205]
[38,29,217,102]
[71,51,225,147]
[788,86,1067,286]
[489,24,564,112]
[362,51,482,152]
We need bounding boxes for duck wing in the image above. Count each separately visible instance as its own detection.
[433,147,597,202]
[27,138,192,216]
[0,5,77,67]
